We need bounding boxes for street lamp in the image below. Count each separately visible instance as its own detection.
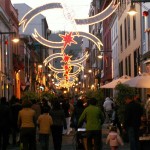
[88,69,92,73]
[128,2,137,16]
[0,32,19,43]
[98,50,112,59]
[96,50,112,89]
[98,55,103,59]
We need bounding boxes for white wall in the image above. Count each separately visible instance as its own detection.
[111,16,119,79]
[14,3,46,36]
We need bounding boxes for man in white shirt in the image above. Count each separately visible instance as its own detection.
[103,97,114,123]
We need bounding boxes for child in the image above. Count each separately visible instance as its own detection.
[106,126,124,150]
[37,106,53,150]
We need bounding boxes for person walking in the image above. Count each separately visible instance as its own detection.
[62,98,71,135]
[70,99,85,149]
[31,99,41,121]
[18,99,36,150]
[123,94,143,150]
[111,103,122,135]
[10,98,22,146]
[50,99,67,150]
[78,97,104,150]
[106,126,124,150]
[0,97,11,150]
[103,97,114,123]
[37,106,53,150]
[70,99,84,130]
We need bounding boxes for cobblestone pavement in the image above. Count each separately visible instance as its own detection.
[8,123,130,150]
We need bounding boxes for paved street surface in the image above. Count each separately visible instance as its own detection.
[8,123,130,150]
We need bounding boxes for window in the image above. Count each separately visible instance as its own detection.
[134,48,140,76]
[128,55,131,76]
[127,15,130,45]
[125,57,128,75]
[124,18,127,48]
[119,61,123,76]
[133,15,136,39]
[120,25,123,51]
[105,56,108,68]
[134,50,138,76]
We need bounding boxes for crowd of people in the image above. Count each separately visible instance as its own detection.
[0,93,149,150]
[0,96,69,150]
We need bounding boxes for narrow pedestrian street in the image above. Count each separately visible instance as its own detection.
[8,123,130,150]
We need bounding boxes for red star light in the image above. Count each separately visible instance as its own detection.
[65,71,69,75]
[60,32,77,49]
[63,54,71,63]
[64,65,69,70]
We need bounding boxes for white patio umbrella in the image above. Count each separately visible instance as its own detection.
[100,75,131,89]
[123,72,150,88]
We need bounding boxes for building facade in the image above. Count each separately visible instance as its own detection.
[14,3,50,98]
[0,0,19,100]
[118,1,142,77]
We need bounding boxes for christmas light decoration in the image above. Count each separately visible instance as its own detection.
[46,52,88,78]
[19,0,120,88]
[33,29,103,50]
[43,52,89,67]
[42,31,89,87]
[143,11,149,17]
[20,0,119,31]
[61,0,77,32]
[59,32,77,50]
[59,79,74,88]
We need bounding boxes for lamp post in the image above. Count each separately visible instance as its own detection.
[83,74,87,92]
[0,31,19,99]
[96,50,112,89]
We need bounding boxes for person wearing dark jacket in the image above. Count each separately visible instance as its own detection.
[11,98,22,145]
[62,98,71,135]
[0,97,11,150]
[124,95,143,150]
[70,99,84,130]
[50,99,67,150]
